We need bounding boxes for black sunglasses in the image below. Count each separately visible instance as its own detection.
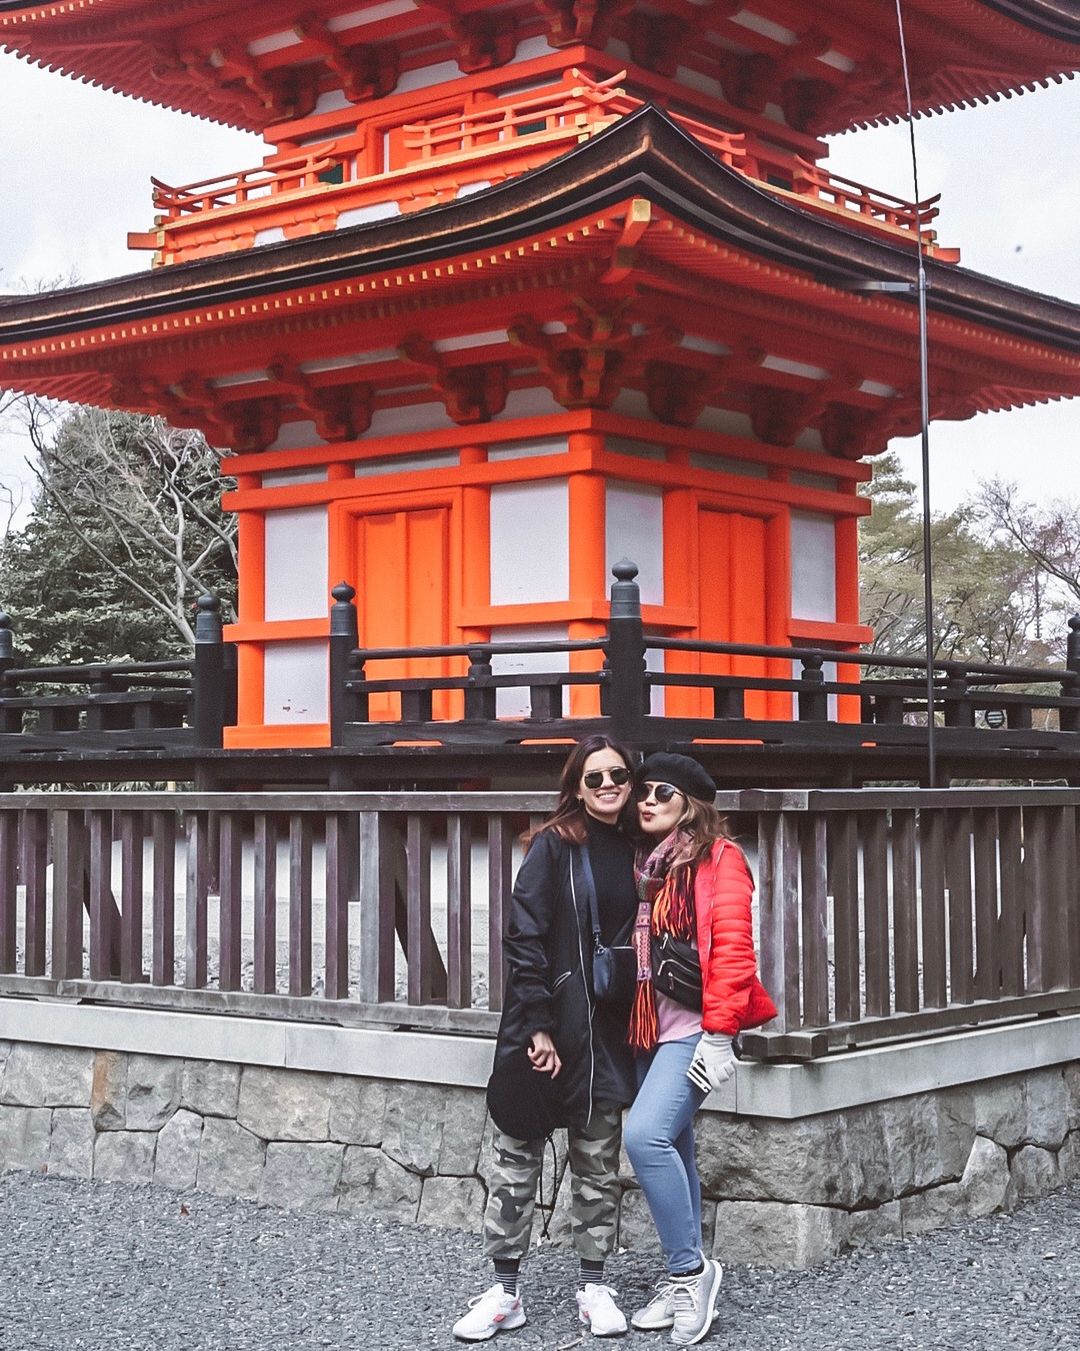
[633,781,686,805]
[582,766,632,789]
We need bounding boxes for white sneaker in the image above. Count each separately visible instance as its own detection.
[631,1278,677,1331]
[669,1261,723,1346]
[452,1284,527,1341]
[576,1283,628,1337]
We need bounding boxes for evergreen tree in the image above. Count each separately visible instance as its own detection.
[0,408,236,665]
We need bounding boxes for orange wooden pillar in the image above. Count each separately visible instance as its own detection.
[568,431,607,716]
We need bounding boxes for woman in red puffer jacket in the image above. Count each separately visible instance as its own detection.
[623,753,776,1347]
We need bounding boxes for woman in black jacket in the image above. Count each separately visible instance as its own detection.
[453,736,638,1343]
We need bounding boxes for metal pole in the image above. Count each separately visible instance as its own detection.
[896,0,937,787]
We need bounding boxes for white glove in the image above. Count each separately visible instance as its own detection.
[686,1033,735,1093]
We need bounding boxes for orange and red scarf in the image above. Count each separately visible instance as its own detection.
[628,828,697,1052]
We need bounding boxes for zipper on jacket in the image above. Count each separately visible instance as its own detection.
[552,969,573,992]
[569,852,595,1125]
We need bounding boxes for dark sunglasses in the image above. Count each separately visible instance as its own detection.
[633,781,685,805]
[582,766,632,789]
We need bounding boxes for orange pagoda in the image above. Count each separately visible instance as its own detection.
[1,0,1079,758]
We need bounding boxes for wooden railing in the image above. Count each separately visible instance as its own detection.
[746,786,1080,1059]
[140,69,941,262]
[330,564,1080,764]
[0,595,236,753]
[151,147,344,217]
[1,786,1078,1058]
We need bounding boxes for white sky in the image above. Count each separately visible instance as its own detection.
[1,52,1078,519]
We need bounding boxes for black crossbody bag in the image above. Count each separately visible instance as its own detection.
[651,932,703,1011]
[577,846,637,1006]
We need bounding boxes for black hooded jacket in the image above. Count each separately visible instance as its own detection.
[492,827,635,1129]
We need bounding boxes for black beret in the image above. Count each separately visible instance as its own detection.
[637,753,716,804]
[486,1048,566,1140]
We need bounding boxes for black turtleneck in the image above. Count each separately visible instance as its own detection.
[584,814,637,943]
[584,814,638,1107]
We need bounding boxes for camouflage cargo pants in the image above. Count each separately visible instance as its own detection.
[483,1102,622,1263]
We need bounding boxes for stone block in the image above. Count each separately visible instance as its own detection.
[260,1141,344,1212]
[328,1076,386,1147]
[197,1118,266,1200]
[94,1130,156,1184]
[237,1066,332,1142]
[846,1202,902,1248]
[182,1061,240,1119]
[900,1183,963,1236]
[1063,1065,1080,1133]
[959,1136,1010,1217]
[381,1082,445,1176]
[1,1044,93,1108]
[155,1109,203,1191]
[882,1089,974,1196]
[438,1086,488,1176]
[618,1188,662,1254]
[90,1051,127,1131]
[1010,1144,1058,1203]
[125,1055,182,1131]
[48,1109,95,1179]
[973,1075,1027,1149]
[338,1145,422,1222]
[0,1105,51,1172]
[1020,1070,1069,1149]
[1056,1130,1080,1181]
[418,1175,486,1230]
[712,1201,848,1269]
[700,1199,716,1256]
[697,1111,880,1209]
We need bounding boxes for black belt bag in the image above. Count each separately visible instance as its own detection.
[651,932,703,1011]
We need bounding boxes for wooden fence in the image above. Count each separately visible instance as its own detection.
[1,787,1079,1058]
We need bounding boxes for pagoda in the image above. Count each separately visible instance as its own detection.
[1,0,1079,753]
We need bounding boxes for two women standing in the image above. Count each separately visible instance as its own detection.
[454,742,774,1346]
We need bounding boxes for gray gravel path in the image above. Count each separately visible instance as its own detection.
[2,1172,1079,1351]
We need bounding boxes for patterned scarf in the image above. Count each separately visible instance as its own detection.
[628,827,697,1051]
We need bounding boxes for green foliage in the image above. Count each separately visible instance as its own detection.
[859,452,1050,666]
[0,407,236,665]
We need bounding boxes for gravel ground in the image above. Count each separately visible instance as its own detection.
[2,1173,1080,1351]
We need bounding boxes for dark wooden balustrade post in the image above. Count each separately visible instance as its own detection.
[329,581,360,744]
[944,673,974,728]
[0,611,19,734]
[605,559,646,743]
[192,594,225,747]
[464,646,496,722]
[797,655,827,721]
[1060,616,1080,732]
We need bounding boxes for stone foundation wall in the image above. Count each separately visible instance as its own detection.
[1,1037,1078,1269]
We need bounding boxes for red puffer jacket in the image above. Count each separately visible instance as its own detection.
[693,839,777,1036]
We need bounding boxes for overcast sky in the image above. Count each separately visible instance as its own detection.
[1,52,1078,520]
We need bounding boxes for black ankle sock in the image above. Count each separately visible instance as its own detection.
[494,1259,521,1298]
[579,1258,605,1288]
[672,1262,705,1279]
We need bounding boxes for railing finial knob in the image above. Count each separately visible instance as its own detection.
[332,580,356,605]
[194,593,221,644]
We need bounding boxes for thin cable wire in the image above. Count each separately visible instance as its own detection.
[894,0,937,788]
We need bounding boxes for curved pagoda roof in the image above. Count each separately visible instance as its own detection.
[0,107,1077,459]
[0,0,1077,137]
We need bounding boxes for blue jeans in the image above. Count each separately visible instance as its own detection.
[623,1034,707,1275]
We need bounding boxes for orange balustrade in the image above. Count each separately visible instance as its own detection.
[133,69,952,267]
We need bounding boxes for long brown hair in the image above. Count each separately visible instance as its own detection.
[671,793,730,867]
[523,735,636,848]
